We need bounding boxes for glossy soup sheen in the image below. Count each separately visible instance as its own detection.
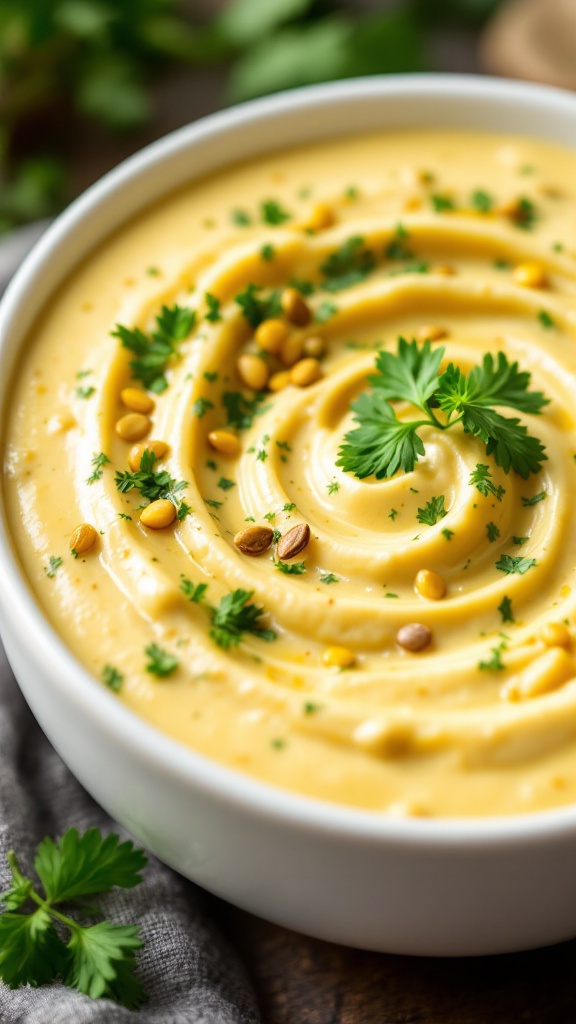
[5,130,576,817]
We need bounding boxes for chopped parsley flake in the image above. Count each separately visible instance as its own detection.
[385,223,414,261]
[315,301,338,323]
[303,701,322,714]
[75,385,95,399]
[319,573,339,584]
[210,588,276,648]
[102,664,123,692]
[327,480,339,494]
[442,527,454,541]
[498,595,515,623]
[388,508,398,521]
[511,197,538,230]
[486,521,500,543]
[260,243,275,261]
[180,578,208,603]
[223,389,267,429]
[495,554,537,575]
[87,451,110,484]
[192,397,214,418]
[274,560,306,575]
[115,449,187,507]
[217,477,235,491]
[234,284,281,327]
[205,293,222,323]
[430,194,455,212]
[320,236,376,292]
[204,371,218,382]
[44,555,63,578]
[144,643,178,678]
[471,189,494,212]
[261,200,291,225]
[112,304,195,394]
[469,464,505,501]
[479,643,506,671]
[538,310,556,329]
[232,208,251,226]
[512,536,528,546]
[416,495,447,526]
[521,491,547,507]
[204,498,222,509]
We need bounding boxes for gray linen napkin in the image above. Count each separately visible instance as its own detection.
[0,643,263,1023]
[0,229,263,1022]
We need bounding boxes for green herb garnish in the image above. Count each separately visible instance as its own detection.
[416,495,447,526]
[234,283,282,327]
[102,664,123,692]
[144,643,178,678]
[320,235,376,291]
[115,449,186,507]
[112,304,195,394]
[486,521,500,543]
[469,463,505,501]
[87,451,110,485]
[261,200,291,225]
[498,596,515,623]
[495,555,537,575]
[274,560,306,575]
[44,555,63,578]
[209,588,276,648]
[205,293,222,322]
[0,828,146,1008]
[337,338,548,481]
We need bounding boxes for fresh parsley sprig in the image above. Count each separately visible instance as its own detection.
[0,829,147,1008]
[112,304,196,394]
[337,338,548,481]
[179,579,276,649]
[115,449,187,509]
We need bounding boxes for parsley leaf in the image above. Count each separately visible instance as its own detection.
[223,389,267,429]
[521,491,547,507]
[144,643,178,677]
[234,284,282,327]
[320,236,376,291]
[479,644,506,671]
[495,555,537,575]
[112,304,195,394]
[339,339,548,481]
[261,199,291,225]
[44,555,63,578]
[0,829,146,1007]
[274,560,306,575]
[205,293,222,322]
[180,579,208,603]
[209,588,276,648]
[115,449,187,507]
[498,595,515,623]
[469,463,505,501]
[102,664,123,692]
[471,189,494,212]
[385,222,414,261]
[486,521,500,543]
[87,451,110,485]
[416,495,447,525]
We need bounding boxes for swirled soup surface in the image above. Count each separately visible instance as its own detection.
[6,130,576,817]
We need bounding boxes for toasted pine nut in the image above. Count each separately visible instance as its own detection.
[414,569,446,601]
[513,262,548,289]
[70,523,98,556]
[280,334,304,367]
[237,353,269,391]
[281,287,312,327]
[396,623,432,652]
[140,499,176,529]
[115,412,152,442]
[290,357,322,388]
[415,324,448,343]
[208,430,241,457]
[120,388,155,414]
[128,440,169,472]
[540,622,571,649]
[234,525,274,555]
[268,370,291,392]
[303,335,326,358]
[255,318,289,355]
[322,646,355,668]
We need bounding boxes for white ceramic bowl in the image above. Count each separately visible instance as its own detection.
[2,75,576,957]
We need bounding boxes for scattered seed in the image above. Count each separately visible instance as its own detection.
[396,623,432,652]
[69,523,98,556]
[290,357,322,387]
[128,440,170,472]
[233,525,274,555]
[120,387,155,414]
[237,353,269,391]
[277,522,310,560]
[208,430,241,457]
[115,412,152,442]
[140,499,177,529]
[281,287,312,327]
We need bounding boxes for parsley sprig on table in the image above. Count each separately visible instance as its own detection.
[112,304,196,394]
[0,829,147,1008]
[337,338,548,480]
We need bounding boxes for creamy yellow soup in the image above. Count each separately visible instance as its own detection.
[5,130,576,817]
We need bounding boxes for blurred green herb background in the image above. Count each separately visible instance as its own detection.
[0,0,503,235]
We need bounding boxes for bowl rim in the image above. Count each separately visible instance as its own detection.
[2,71,576,846]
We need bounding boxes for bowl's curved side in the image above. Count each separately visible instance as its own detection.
[2,75,576,954]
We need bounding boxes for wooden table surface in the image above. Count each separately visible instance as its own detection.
[221,906,576,1023]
